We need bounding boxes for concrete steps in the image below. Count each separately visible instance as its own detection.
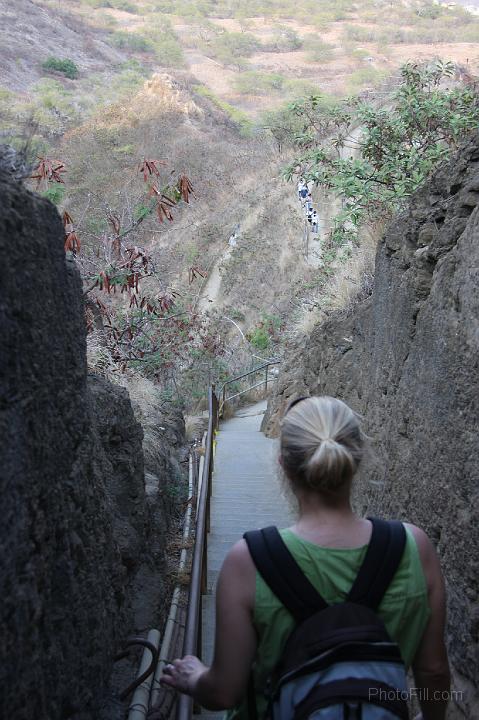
[200,399,294,679]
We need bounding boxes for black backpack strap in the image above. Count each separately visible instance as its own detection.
[243,526,328,622]
[347,517,406,610]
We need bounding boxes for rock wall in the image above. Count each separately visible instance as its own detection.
[0,169,185,719]
[264,137,479,716]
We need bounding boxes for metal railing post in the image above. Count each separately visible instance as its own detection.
[176,371,277,720]
[177,385,219,720]
[218,359,280,416]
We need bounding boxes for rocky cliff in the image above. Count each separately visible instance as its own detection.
[264,136,479,717]
[0,168,185,719]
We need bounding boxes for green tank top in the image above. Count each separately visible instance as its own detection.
[226,525,430,720]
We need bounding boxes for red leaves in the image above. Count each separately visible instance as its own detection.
[157,198,176,223]
[108,213,121,258]
[107,213,121,236]
[178,174,195,203]
[140,162,194,223]
[188,265,207,284]
[31,157,66,187]
[91,246,152,296]
[148,184,176,222]
[63,211,81,254]
[65,231,81,253]
[122,245,150,269]
[78,157,200,375]
[157,290,180,313]
[97,271,112,293]
[139,158,165,182]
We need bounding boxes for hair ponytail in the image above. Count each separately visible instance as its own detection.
[280,396,363,492]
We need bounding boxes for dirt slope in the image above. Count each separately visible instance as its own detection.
[0,0,124,91]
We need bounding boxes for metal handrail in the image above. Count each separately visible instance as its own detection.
[176,363,280,720]
[176,386,218,720]
[219,358,280,416]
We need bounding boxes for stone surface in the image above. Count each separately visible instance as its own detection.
[0,171,185,719]
[264,137,479,717]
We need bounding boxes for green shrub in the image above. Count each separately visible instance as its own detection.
[233,71,285,95]
[193,85,253,136]
[263,27,303,52]
[148,0,176,11]
[344,25,380,43]
[247,326,270,351]
[459,24,479,42]
[228,308,245,321]
[284,78,323,98]
[41,57,79,79]
[351,48,370,62]
[112,0,138,11]
[43,185,65,205]
[151,31,185,66]
[112,59,151,92]
[209,30,261,60]
[415,2,443,20]
[85,0,138,9]
[303,35,334,62]
[346,66,387,92]
[247,314,281,351]
[83,0,114,7]
[111,31,154,52]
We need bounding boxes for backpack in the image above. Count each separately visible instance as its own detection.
[243,518,409,720]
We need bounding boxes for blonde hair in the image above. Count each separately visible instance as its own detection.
[280,396,363,492]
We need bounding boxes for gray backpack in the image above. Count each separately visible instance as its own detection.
[243,518,409,720]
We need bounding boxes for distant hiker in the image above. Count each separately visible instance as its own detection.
[229,223,240,247]
[305,194,313,213]
[307,210,313,225]
[311,210,319,234]
[299,183,308,203]
[297,179,305,200]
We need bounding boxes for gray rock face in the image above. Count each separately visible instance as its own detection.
[0,171,185,718]
[264,137,479,716]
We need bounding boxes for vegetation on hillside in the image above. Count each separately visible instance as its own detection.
[30,149,228,401]
[5,0,479,406]
[283,61,479,244]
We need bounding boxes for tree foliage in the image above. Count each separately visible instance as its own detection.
[29,154,219,383]
[284,61,479,244]
[41,57,79,80]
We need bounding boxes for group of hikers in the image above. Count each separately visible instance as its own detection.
[298,177,320,235]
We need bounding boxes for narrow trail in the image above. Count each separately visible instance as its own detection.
[300,126,362,268]
[197,244,233,313]
[199,400,294,718]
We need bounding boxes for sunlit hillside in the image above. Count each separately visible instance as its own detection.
[2,0,479,402]
[2,0,479,142]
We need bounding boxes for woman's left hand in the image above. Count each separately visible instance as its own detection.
[161,655,207,695]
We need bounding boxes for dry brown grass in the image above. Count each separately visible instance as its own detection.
[293,223,381,338]
[184,414,207,441]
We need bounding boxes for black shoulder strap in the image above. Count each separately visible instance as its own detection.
[243,526,328,622]
[347,517,406,610]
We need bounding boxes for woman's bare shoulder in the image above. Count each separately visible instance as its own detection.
[403,522,442,590]
[218,539,256,607]
[403,522,435,554]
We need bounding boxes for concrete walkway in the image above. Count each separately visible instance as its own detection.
[201,400,294,679]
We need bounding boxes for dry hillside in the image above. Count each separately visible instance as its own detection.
[2,0,479,400]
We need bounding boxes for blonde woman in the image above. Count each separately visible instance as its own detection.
[162,396,450,720]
